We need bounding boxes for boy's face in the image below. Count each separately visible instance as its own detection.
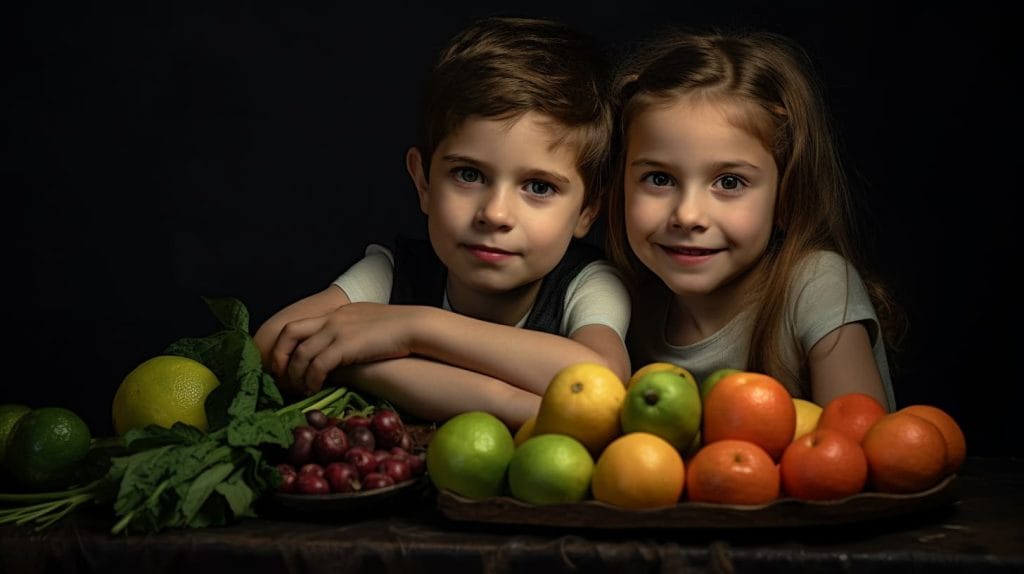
[409,111,595,306]
[623,97,777,301]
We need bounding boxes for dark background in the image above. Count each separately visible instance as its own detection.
[5,3,1020,455]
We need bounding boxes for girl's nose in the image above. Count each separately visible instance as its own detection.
[670,190,709,233]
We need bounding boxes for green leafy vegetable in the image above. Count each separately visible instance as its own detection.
[0,297,374,534]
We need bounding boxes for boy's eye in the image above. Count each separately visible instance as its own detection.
[454,167,483,184]
[525,181,555,197]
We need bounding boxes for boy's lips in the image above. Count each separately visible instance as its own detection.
[464,243,517,263]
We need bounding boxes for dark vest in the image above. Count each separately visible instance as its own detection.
[388,236,603,334]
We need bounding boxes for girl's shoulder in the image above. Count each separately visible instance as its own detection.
[792,250,864,289]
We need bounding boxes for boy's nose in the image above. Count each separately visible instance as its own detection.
[475,187,515,229]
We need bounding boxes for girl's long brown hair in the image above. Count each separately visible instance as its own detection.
[606,28,904,396]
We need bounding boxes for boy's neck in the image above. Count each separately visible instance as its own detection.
[445,277,541,326]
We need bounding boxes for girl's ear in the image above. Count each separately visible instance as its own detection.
[406,147,429,213]
[573,203,599,238]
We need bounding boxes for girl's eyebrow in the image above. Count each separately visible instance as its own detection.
[629,157,763,171]
[440,154,574,185]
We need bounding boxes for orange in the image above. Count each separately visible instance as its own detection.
[591,432,685,509]
[533,362,626,456]
[861,411,947,494]
[816,392,886,445]
[685,439,779,505]
[779,428,868,500]
[701,372,795,460]
[898,405,966,475]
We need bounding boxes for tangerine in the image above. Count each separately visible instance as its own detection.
[898,405,966,475]
[862,411,947,493]
[701,372,795,460]
[779,428,868,500]
[817,392,886,444]
[685,439,779,505]
[591,432,685,509]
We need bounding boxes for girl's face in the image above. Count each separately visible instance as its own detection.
[409,111,595,319]
[624,97,778,301]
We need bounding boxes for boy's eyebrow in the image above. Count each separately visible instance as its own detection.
[441,154,575,185]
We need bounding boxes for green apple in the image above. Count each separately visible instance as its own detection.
[620,370,701,451]
[700,368,743,402]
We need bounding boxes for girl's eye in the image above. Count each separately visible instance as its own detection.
[642,172,675,187]
[525,180,555,197]
[714,174,748,194]
[454,167,483,184]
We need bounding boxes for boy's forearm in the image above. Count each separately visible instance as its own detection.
[335,357,541,429]
[406,307,629,395]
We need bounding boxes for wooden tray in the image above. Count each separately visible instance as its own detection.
[437,474,959,529]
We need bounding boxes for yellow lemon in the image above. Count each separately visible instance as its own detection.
[513,414,537,447]
[533,362,626,456]
[792,398,824,442]
[627,362,690,389]
[112,355,220,435]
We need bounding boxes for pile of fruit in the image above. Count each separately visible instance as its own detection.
[426,362,967,509]
[274,408,426,495]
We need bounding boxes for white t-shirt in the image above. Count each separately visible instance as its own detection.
[332,243,631,341]
[628,250,896,410]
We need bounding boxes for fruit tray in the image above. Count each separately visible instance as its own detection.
[271,474,432,515]
[436,474,959,529]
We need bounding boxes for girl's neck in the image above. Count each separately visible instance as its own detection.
[665,271,760,346]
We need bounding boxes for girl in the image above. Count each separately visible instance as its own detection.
[606,29,901,410]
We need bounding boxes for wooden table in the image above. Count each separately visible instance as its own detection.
[2,457,1022,573]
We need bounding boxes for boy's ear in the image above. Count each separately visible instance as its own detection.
[573,203,599,238]
[406,147,430,213]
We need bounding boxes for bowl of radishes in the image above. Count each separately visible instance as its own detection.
[270,408,431,512]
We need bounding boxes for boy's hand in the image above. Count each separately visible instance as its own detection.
[270,302,420,395]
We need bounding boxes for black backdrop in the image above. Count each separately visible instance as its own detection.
[5,3,1020,455]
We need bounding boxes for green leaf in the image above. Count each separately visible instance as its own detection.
[214,467,257,519]
[201,296,250,333]
[226,411,300,448]
[180,462,236,523]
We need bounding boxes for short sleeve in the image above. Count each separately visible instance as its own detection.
[561,260,631,341]
[791,251,880,351]
[331,244,395,304]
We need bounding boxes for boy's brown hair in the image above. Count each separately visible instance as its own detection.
[414,16,614,213]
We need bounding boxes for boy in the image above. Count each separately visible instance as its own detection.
[254,16,630,428]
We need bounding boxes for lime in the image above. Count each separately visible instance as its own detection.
[700,368,742,402]
[426,411,515,500]
[507,433,593,504]
[0,403,32,465]
[112,355,220,435]
[5,407,92,491]
[620,370,702,451]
